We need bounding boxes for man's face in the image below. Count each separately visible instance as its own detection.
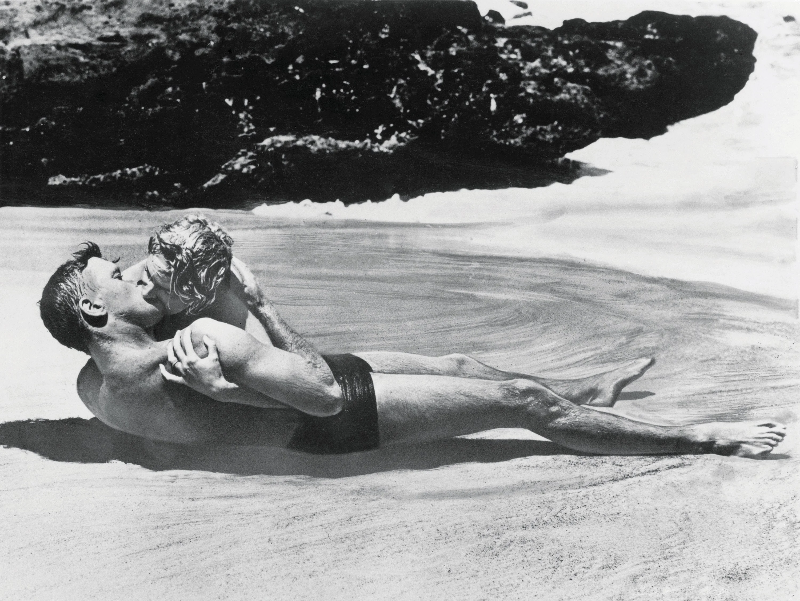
[136,253,188,316]
[82,257,164,327]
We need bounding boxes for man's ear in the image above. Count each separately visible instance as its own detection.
[79,297,108,328]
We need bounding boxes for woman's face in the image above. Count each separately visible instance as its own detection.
[139,253,188,316]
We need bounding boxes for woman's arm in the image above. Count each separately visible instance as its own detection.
[166,319,342,417]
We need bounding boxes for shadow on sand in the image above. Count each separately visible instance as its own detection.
[0,418,577,478]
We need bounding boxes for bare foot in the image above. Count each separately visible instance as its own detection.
[690,420,787,458]
[582,357,656,407]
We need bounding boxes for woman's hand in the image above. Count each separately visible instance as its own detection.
[160,325,238,399]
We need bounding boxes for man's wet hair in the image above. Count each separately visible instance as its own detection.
[39,242,103,355]
[148,214,234,316]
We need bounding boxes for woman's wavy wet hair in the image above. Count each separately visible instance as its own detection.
[148,215,234,315]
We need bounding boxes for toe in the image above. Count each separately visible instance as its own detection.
[753,443,774,456]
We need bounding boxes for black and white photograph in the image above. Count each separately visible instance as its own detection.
[1,0,797,598]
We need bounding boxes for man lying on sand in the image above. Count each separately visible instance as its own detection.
[39,215,786,457]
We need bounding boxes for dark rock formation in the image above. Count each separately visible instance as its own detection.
[0,0,757,207]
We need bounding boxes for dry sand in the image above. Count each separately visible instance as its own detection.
[1,207,798,600]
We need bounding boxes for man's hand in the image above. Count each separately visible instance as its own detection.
[228,257,328,369]
[161,325,238,399]
[230,256,264,309]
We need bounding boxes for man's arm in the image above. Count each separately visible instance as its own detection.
[178,318,342,417]
[203,386,289,410]
[161,334,288,409]
[230,258,326,368]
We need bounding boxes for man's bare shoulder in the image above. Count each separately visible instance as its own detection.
[77,356,170,421]
[77,359,103,415]
[76,358,153,432]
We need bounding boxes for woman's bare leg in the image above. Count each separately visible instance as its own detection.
[357,351,654,407]
[371,373,786,457]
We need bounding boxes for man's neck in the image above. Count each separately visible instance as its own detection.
[88,319,162,377]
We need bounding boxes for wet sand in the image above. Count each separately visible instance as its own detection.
[1,207,798,600]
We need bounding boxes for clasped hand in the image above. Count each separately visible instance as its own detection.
[160,325,237,398]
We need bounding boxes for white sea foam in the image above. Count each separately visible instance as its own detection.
[253,1,799,299]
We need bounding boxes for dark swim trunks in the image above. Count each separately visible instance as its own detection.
[287,354,380,454]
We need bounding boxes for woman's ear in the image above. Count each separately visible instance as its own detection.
[79,297,108,327]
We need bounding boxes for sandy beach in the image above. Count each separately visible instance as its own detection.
[2,0,800,599]
[1,206,798,600]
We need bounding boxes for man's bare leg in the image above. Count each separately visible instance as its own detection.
[357,351,654,407]
[371,373,786,457]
